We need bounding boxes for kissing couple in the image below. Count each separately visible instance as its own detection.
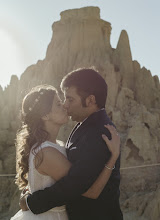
[11,68,123,220]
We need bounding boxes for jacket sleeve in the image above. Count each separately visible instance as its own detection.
[27,127,111,214]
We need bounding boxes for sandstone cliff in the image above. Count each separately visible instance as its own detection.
[0,6,159,220]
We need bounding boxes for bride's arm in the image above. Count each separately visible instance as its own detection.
[82,124,120,199]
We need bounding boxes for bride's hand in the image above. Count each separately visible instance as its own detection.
[102,124,120,160]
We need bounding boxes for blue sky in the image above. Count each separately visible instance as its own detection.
[0,0,159,88]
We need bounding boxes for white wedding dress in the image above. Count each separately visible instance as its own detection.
[11,141,69,220]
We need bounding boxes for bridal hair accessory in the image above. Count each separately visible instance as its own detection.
[23,91,44,116]
[28,91,44,112]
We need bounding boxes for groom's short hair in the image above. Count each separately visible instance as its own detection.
[60,67,108,108]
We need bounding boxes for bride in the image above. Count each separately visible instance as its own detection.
[11,84,120,220]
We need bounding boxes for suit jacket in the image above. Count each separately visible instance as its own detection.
[27,109,123,220]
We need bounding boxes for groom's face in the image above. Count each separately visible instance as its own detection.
[63,86,87,122]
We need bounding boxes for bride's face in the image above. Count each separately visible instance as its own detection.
[47,93,69,125]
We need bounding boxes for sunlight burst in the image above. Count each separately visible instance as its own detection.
[0,29,23,87]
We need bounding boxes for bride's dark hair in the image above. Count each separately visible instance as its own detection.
[15,85,57,190]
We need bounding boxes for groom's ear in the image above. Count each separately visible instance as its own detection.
[86,95,96,107]
[41,114,50,121]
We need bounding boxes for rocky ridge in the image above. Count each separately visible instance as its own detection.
[0,7,160,220]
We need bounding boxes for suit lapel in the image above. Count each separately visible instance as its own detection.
[66,123,80,149]
[66,110,108,150]
[66,121,88,150]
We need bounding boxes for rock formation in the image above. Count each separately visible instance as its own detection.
[0,6,159,220]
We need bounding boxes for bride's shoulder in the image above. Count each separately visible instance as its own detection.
[31,141,66,157]
[40,141,66,157]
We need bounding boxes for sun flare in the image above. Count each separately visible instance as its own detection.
[0,29,23,87]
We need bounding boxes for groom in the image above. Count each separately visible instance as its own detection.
[21,68,123,219]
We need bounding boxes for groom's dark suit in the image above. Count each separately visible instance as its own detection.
[27,109,123,220]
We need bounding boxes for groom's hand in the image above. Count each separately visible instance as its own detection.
[19,193,29,211]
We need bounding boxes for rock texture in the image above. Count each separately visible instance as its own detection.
[0,6,160,220]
